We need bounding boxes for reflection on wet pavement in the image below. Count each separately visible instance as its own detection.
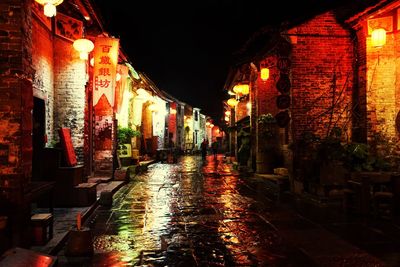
[59,155,315,266]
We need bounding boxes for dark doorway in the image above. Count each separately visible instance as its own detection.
[32,97,46,181]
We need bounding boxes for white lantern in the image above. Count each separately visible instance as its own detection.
[35,0,63,17]
[371,28,386,48]
[73,38,94,60]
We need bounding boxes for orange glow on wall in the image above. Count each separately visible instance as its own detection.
[371,28,386,48]
[261,67,269,81]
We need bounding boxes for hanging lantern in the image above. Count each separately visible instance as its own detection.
[148,103,158,112]
[233,84,242,94]
[206,121,211,127]
[35,0,63,17]
[210,123,214,128]
[224,116,229,122]
[225,110,231,116]
[73,38,94,60]
[371,28,386,48]
[227,98,238,108]
[170,108,177,115]
[261,67,269,81]
[240,84,249,95]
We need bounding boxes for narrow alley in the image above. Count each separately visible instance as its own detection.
[57,155,385,267]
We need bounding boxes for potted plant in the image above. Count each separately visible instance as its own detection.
[315,127,348,192]
[117,126,141,160]
[256,113,280,173]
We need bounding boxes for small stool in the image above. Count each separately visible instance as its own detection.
[31,213,53,246]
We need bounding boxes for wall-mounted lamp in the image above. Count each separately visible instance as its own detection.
[371,28,386,48]
[73,38,94,60]
[35,0,63,17]
[260,67,270,81]
[227,98,238,108]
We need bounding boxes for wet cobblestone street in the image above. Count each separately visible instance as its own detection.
[58,155,391,267]
[58,155,316,266]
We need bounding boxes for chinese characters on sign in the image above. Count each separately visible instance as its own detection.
[93,37,119,107]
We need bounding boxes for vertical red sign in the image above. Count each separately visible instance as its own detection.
[93,37,119,107]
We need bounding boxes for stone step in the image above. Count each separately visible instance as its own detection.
[87,176,112,184]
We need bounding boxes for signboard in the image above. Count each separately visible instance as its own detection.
[59,128,77,166]
[93,37,119,107]
[55,13,83,42]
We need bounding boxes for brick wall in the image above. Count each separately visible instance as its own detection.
[31,16,54,144]
[53,36,86,163]
[255,56,280,117]
[0,0,33,188]
[287,11,354,141]
[364,27,400,145]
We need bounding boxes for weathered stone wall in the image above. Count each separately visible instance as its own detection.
[53,36,86,162]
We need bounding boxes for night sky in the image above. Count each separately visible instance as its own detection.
[95,0,348,122]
